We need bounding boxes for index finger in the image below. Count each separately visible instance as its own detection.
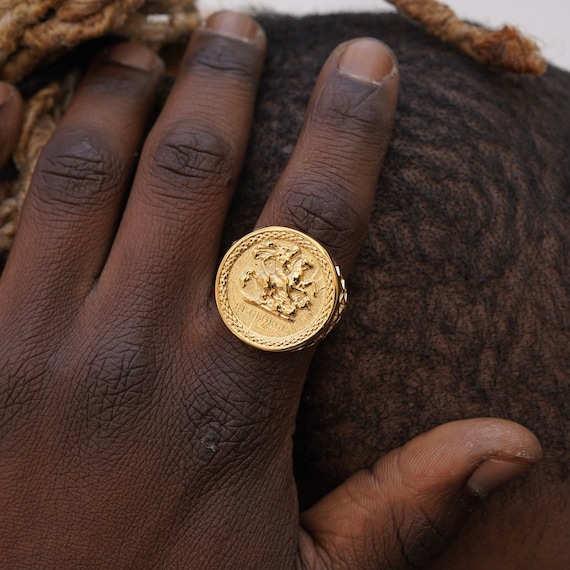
[257,38,399,275]
[215,39,399,356]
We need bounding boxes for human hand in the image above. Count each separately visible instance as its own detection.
[0,12,540,569]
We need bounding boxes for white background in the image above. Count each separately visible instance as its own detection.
[199,0,569,71]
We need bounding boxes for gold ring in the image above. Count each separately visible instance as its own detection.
[215,226,347,352]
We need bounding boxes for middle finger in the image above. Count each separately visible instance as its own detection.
[102,12,266,305]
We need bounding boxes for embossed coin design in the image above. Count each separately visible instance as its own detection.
[215,227,347,351]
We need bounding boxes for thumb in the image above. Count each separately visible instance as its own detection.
[297,418,541,569]
[0,82,23,169]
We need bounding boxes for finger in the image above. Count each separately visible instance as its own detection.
[256,38,399,275]
[298,419,541,570]
[103,12,266,305]
[3,43,164,302]
[0,82,23,168]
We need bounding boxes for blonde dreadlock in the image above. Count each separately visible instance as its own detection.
[386,0,547,76]
[0,0,199,82]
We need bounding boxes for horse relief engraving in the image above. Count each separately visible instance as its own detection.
[240,240,317,321]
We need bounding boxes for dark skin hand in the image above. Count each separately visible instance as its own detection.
[0,12,541,569]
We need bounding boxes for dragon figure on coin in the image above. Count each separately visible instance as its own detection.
[240,241,317,321]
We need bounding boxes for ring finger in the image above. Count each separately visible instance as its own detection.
[257,38,399,274]
[2,43,164,305]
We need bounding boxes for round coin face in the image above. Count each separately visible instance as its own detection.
[215,227,346,352]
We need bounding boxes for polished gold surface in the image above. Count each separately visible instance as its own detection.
[215,227,347,351]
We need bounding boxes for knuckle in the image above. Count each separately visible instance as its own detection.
[81,64,153,103]
[282,182,363,250]
[186,35,259,82]
[33,127,121,212]
[144,127,234,203]
[310,82,381,139]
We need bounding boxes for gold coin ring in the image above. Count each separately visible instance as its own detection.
[215,227,347,352]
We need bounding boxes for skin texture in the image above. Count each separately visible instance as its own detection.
[0,10,565,570]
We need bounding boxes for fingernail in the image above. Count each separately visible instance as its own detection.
[338,38,396,84]
[106,42,165,73]
[467,457,538,498]
[0,82,14,107]
[205,11,260,42]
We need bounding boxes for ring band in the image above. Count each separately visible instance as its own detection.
[215,226,347,352]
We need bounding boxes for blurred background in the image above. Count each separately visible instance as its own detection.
[198,0,569,71]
